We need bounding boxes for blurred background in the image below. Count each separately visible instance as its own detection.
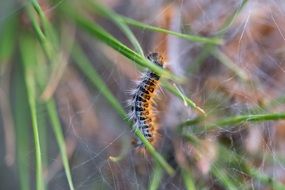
[1,0,285,189]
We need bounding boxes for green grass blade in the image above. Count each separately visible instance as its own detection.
[211,166,238,190]
[0,17,16,63]
[34,42,75,190]
[70,12,206,115]
[12,63,31,190]
[181,169,196,190]
[25,0,56,61]
[29,0,58,46]
[179,113,285,130]
[72,45,175,175]
[134,128,175,175]
[20,36,44,190]
[72,46,127,120]
[70,13,179,82]
[45,99,75,190]
[119,16,223,45]
[207,112,285,129]
[163,81,206,115]
[148,163,164,190]
[87,1,144,56]
[36,102,47,190]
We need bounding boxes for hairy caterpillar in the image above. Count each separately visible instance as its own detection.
[129,52,164,147]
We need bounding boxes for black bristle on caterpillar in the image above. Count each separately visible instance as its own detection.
[128,52,164,147]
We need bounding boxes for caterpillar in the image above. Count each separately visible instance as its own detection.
[129,52,165,147]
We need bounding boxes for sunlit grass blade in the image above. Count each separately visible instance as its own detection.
[20,36,44,190]
[86,0,144,56]
[119,16,223,45]
[72,45,175,175]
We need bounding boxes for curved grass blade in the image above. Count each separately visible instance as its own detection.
[72,45,175,175]
[20,36,44,190]
[163,82,206,115]
[25,0,57,61]
[12,61,31,190]
[45,99,75,190]
[70,13,180,82]
[71,13,205,115]
[119,16,223,45]
[35,51,75,190]
[86,0,144,56]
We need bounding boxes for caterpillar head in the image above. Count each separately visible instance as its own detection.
[147,52,164,67]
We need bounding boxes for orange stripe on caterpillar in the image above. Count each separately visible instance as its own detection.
[128,52,164,148]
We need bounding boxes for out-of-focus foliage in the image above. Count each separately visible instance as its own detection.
[1,0,285,189]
